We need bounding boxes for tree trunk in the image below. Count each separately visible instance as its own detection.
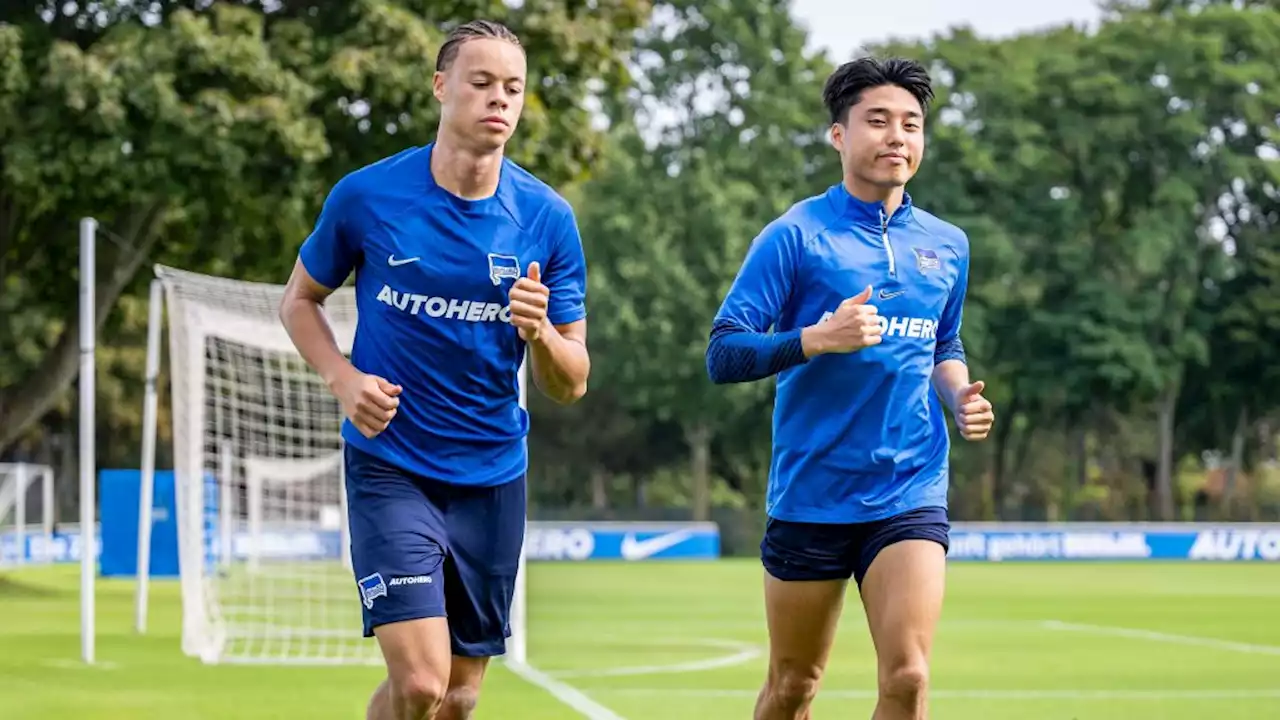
[590,467,609,511]
[0,203,165,456]
[1073,426,1089,488]
[990,397,1020,522]
[686,422,712,522]
[1154,383,1179,522]
[1261,417,1276,464]
[1008,421,1038,520]
[1223,405,1248,517]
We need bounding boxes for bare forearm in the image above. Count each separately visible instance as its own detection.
[528,320,589,404]
[931,359,970,412]
[280,297,356,388]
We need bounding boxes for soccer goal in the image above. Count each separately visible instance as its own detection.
[0,462,56,568]
[135,263,531,665]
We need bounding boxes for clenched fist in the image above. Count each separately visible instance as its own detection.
[802,285,883,356]
[332,370,402,438]
[509,261,550,342]
[952,380,994,441]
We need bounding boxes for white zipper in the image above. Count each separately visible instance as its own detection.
[880,209,896,276]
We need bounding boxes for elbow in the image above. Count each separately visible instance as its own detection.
[278,281,308,328]
[278,294,294,329]
[279,293,310,335]
[540,363,589,405]
[933,337,966,366]
[706,320,761,385]
[706,361,733,385]
[554,379,588,405]
[705,337,737,385]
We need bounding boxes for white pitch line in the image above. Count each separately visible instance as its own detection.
[1042,620,1280,656]
[40,659,119,670]
[591,688,1280,701]
[550,638,762,679]
[505,661,628,720]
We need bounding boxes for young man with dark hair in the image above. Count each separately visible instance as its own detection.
[279,19,590,720]
[706,57,995,719]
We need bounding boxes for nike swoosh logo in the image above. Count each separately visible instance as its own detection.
[879,289,906,300]
[620,529,695,561]
[387,254,420,267]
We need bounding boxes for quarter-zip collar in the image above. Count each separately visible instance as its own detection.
[828,181,915,229]
[828,181,914,279]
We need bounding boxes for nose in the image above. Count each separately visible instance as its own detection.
[885,122,906,146]
[488,89,508,110]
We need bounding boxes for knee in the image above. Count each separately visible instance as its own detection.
[392,672,448,716]
[440,686,480,718]
[768,663,822,712]
[879,660,929,705]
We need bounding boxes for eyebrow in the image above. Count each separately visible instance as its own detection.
[470,70,524,83]
[865,106,923,119]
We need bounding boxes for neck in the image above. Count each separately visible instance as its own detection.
[844,174,905,217]
[431,132,503,200]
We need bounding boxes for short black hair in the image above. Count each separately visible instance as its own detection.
[822,57,934,125]
[435,19,523,72]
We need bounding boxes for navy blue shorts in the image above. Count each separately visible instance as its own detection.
[344,444,525,657]
[761,506,950,587]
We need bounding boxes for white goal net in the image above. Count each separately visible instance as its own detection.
[0,462,56,568]
[152,264,376,664]
[143,264,529,665]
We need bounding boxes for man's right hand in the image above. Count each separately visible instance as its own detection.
[331,370,403,438]
[801,285,883,357]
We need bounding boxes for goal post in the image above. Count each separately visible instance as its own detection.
[135,264,531,665]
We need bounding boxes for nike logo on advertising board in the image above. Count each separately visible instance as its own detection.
[619,529,696,560]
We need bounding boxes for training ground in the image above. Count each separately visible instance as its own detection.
[1,560,1277,719]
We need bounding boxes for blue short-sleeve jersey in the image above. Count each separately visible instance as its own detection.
[298,144,587,487]
[710,183,971,523]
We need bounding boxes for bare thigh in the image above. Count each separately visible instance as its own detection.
[755,574,847,719]
[859,539,947,718]
[371,617,453,719]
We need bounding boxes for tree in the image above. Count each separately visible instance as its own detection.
[579,0,834,519]
[0,1,651,457]
[872,1,1280,519]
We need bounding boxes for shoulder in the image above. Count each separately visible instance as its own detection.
[329,145,428,210]
[496,157,575,232]
[752,188,843,252]
[908,206,970,260]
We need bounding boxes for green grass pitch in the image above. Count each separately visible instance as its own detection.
[1,560,1278,718]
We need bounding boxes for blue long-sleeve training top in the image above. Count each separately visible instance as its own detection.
[706,182,970,524]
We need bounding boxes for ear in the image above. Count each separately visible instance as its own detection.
[829,122,844,153]
[432,70,446,102]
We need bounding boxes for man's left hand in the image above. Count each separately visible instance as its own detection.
[953,380,994,441]
[510,261,550,342]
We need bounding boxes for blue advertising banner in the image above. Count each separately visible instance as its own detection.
[0,528,95,565]
[524,522,721,561]
[12,505,1280,568]
[947,523,1280,562]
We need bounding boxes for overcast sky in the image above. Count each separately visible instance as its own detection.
[789,0,1107,61]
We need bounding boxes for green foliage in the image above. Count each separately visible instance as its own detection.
[573,0,838,516]
[3,0,1278,524]
[0,0,649,454]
